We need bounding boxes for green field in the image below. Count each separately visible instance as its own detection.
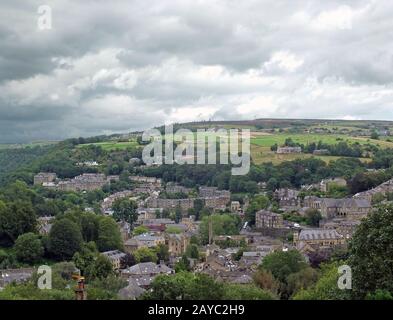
[250,133,393,149]
[76,140,139,151]
[250,145,372,165]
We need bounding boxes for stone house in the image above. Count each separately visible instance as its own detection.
[303,196,323,210]
[274,188,300,209]
[124,233,165,253]
[121,262,174,286]
[165,233,190,256]
[101,250,127,270]
[37,216,54,235]
[276,146,302,154]
[55,173,119,192]
[34,172,57,185]
[0,268,34,289]
[255,210,284,229]
[320,198,371,220]
[320,219,361,239]
[230,201,241,213]
[165,183,192,194]
[293,229,346,252]
[354,178,393,202]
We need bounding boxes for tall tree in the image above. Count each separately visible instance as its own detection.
[97,216,122,251]
[49,219,83,260]
[349,204,393,298]
[112,198,138,224]
[0,201,37,245]
[14,233,44,264]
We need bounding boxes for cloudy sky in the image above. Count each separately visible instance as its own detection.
[1,0,393,142]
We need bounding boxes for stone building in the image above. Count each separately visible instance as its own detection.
[204,195,230,210]
[101,190,135,213]
[165,182,192,194]
[276,146,302,154]
[199,187,230,198]
[37,216,54,235]
[166,233,190,256]
[56,173,119,192]
[146,197,195,212]
[121,262,174,287]
[255,210,284,229]
[230,201,241,213]
[130,176,161,187]
[274,188,300,209]
[146,193,230,213]
[303,196,323,210]
[101,250,127,270]
[293,228,345,252]
[320,219,361,239]
[320,198,371,220]
[0,268,34,289]
[354,178,393,202]
[34,172,57,185]
[124,233,165,253]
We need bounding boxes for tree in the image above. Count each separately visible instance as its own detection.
[223,284,276,300]
[199,214,241,244]
[133,225,149,236]
[112,198,138,224]
[174,205,182,223]
[72,242,98,279]
[293,262,351,300]
[261,250,308,284]
[155,244,170,262]
[97,216,122,251]
[185,244,199,259]
[14,233,44,264]
[305,209,322,227]
[120,253,136,269]
[49,219,83,260]
[267,178,279,191]
[371,130,379,140]
[90,254,114,280]
[253,269,280,295]
[193,198,204,220]
[0,201,37,245]
[349,204,393,298]
[143,272,224,300]
[260,250,308,299]
[366,290,393,300]
[134,247,157,263]
[80,212,99,242]
[245,195,270,224]
[175,255,191,272]
[286,267,319,297]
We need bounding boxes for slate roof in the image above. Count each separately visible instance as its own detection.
[122,262,174,275]
[298,229,343,241]
[118,281,146,300]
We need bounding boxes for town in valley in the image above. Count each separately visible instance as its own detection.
[1,119,393,300]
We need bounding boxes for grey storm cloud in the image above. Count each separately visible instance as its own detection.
[1,0,393,142]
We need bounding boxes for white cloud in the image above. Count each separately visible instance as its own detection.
[264,51,304,73]
[1,0,393,142]
[313,5,354,30]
